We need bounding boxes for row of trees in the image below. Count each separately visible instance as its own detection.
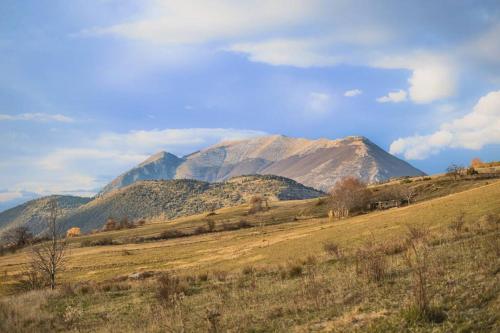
[328,177,418,220]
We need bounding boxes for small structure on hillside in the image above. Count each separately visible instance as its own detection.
[369,199,403,210]
[66,227,81,238]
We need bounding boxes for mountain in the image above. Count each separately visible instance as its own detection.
[101,135,425,194]
[0,195,92,236]
[59,175,323,232]
[100,151,184,194]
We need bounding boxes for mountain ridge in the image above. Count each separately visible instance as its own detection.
[101,134,424,194]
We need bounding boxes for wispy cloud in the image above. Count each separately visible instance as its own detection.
[376,90,407,103]
[29,128,267,190]
[344,89,362,97]
[0,113,74,123]
[306,92,332,116]
[390,90,500,159]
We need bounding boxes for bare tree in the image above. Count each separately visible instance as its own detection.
[393,184,417,204]
[1,226,33,248]
[446,164,464,181]
[29,199,67,290]
[329,177,369,219]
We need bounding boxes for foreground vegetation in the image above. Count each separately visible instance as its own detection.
[0,179,499,332]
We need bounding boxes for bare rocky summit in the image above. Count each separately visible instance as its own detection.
[102,135,425,194]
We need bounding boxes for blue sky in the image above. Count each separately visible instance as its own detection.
[1,0,500,210]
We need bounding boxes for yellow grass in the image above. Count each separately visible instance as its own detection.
[1,179,499,294]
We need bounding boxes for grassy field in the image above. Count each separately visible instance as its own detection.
[0,178,499,332]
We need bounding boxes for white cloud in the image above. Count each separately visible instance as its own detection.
[374,53,457,104]
[344,89,362,97]
[306,92,332,115]
[0,191,23,202]
[81,0,318,44]
[0,113,74,123]
[34,127,266,186]
[227,38,340,68]
[390,90,500,159]
[376,89,407,103]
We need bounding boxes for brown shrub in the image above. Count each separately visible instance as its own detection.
[159,230,188,240]
[448,213,466,236]
[323,241,342,258]
[355,241,388,282]
[156,273,188,307]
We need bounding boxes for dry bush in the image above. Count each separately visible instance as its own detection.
[1,226,33,249]
[406,224,429,242]
[242,265,256,276]
[206,219,216,232]
[477,213,499,231]
[100,281,131,293]
[355,240,388,282]
[323,241,342,259]
[205,307,222,333]
[80,237,115,247]
[213,270,228,282]
[248,195,263,214]
[160,229,188,240]
[382,239,407,255]
[194,226,208,235]
[287,263,303,278]
[402,233,444,323]
[198,272,209,282]
[156,273,188,307]
[102,217,117,231]
[448,213,466,236]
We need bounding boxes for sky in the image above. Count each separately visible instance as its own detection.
[1,0,500,210]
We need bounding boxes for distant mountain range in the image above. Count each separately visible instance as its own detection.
[101,135,425,194]
[0,175,323,234]
[0,134,425,236]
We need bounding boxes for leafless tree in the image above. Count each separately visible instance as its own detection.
[446,164,464,181]
[393,184,417,204]
[1,226,33,248]
[329,177,369,219]
[29,199,67,290]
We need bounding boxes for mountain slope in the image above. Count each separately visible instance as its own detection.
[101,151,184,194]
[61,175,324,232]
[0,195,92,236]
[102,135,425,194]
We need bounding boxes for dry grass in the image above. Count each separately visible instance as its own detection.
[0,180,499,331]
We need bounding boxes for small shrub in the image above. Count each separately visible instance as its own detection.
[91,237,115,246]
[213,270,228,282]
[198,272,209,282]
[159,230,187,240]
[287,263,303,278]
[156,273,188,307]
[448,213,465,236]
[206,219,216,232]
[402,304,446,324]
[323,241,342,258]
[238,219,251,229]
[406,225,429,241]
[205,307,222,333]
[194,226,208,235]
[242,266,256,276]
[382,240,407,255]
[355,241,388,282]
